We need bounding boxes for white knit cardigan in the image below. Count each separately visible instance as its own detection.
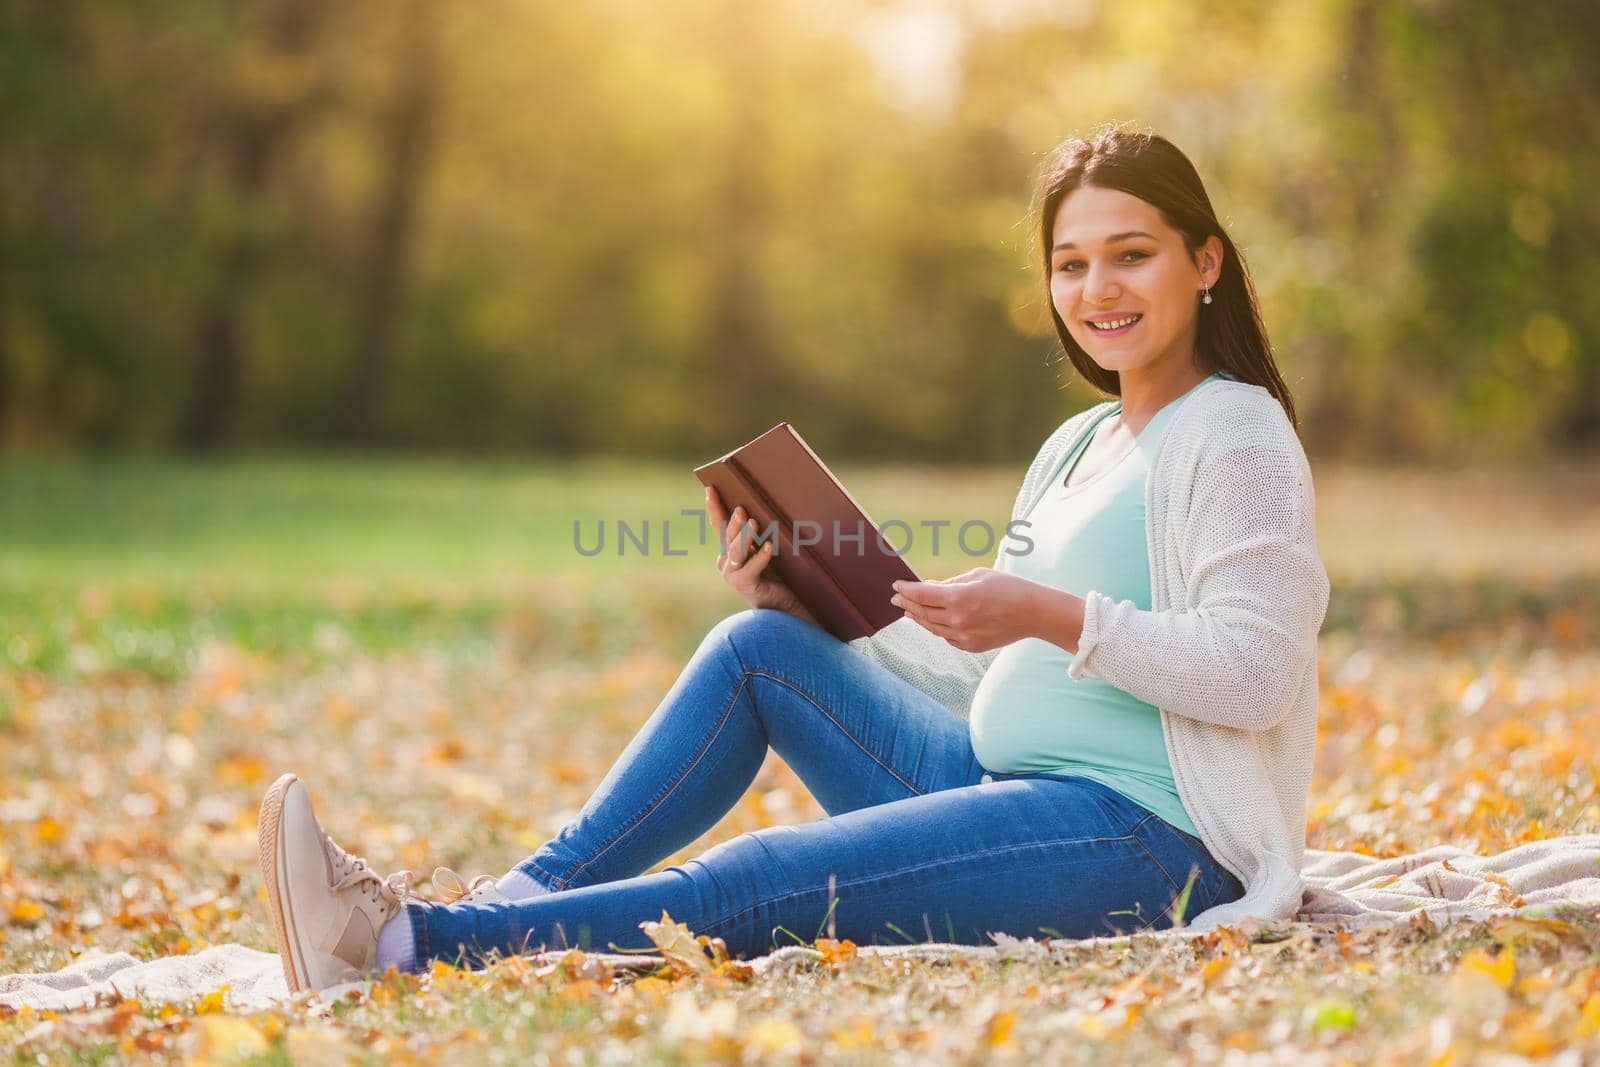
[848,377,1330,931]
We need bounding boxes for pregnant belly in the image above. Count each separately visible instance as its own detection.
[969,640,1169,776]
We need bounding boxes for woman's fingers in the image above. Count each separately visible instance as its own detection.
[710,490,754,562]
[903,608,954,639]
[708,489,783,601]
[743,540,774,577]
[891,592,947,616]
[705,486,727,530]
[707,489,771,566]
[725,511,750,562]
[892,579,953,609]
[708,489,741,554]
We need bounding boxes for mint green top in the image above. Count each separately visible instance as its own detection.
[968,374,1220,836]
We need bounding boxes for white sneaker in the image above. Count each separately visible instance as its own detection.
[431,866,509,905]
[257,772,415,994]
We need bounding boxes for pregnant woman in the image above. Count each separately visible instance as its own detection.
[257,126,1330,994]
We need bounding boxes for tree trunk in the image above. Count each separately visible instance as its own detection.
[709,0,775,437]
[0,135,9,446]
[181,0,319,452]
[344,0,440,445]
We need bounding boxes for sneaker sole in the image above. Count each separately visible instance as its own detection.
[258,772,311,995]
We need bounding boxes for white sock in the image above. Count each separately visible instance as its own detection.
[375,906,416,972]
[496,868,551,901]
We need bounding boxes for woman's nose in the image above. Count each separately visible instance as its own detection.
[1082,262,1119,303]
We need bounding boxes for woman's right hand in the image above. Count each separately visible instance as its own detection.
[705,485,819,626]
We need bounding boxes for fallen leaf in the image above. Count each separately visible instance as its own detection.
[986,1010,1016,1046]
[195,985,229,1014]
[1201,956,1233,988]
[9,899,45,924]
[661,996,738,1043]
[816,938,858,966]
[640,911,715,976]
[1456,948,1515,990]
[183,1015,268,1065]
[286,1028,365,1067]
[745,1018,804,1056]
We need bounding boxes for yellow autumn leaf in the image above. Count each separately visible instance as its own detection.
[985,1010,1016,1046]
[815,937,858,965]
[196,985,230,1013]
[639,910,715,976]
[630,975,674,1003]
[286,1028,366,1066]
[9,899,45,924]
[829,1018,877,1050]
[1488,914,1574,948]
[1578,993,1600,1038]
[1456,948,1515,990]
[745,1019,804,1056]
[1201,956,1232,987]
[185,1015,268,1065]
[1506,1019,1557,1058]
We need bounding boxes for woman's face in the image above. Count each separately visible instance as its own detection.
[1049,185,1220,380]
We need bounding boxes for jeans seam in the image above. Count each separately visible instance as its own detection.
[556,668,752,889]
[729,615,935,798]
[744,667,925,797]
[408,901,431,973]
[697,820,1156,936]
[1132,834,1184,900]
[518,858,562,892]
[552,647,934,889]
[1132,820,1214,921]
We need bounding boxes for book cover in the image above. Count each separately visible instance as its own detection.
[694,422,920,642]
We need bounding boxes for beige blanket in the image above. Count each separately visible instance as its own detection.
[5,835,1597,1013]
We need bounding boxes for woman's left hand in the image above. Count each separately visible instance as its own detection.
[890,568,1051,653]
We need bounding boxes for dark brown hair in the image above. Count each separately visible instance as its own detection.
[1035,125,1297,430]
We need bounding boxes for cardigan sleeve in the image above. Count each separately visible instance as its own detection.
[1066,437,1330,732]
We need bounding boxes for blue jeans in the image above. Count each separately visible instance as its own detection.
[400,609,1244,969]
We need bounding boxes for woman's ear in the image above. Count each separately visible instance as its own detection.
[1197,235,1224,289]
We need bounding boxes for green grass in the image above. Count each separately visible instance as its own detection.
[0,453,1062,588]
[4,454,1597,682]
[0,454,1027,681]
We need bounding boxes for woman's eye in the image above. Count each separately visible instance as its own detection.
[1054,252,1147,273]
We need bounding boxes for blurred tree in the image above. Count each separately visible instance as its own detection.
[182,0,326,451]
[709,0,778,438]
[1396,0,1600,454]
[1,0,1596,461]
[343,0,442,445]
[0,116,11,444]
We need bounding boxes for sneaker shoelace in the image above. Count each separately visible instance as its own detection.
[321,833,416,918]
[431,866,499,903]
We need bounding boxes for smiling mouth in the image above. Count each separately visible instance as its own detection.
[1086,314,1142,333]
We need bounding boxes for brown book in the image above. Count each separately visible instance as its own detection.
[694,422,919,642]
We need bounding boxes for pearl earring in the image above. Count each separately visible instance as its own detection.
[1202,286,1213,305]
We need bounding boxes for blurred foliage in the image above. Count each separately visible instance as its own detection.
[0,0,1596,461]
